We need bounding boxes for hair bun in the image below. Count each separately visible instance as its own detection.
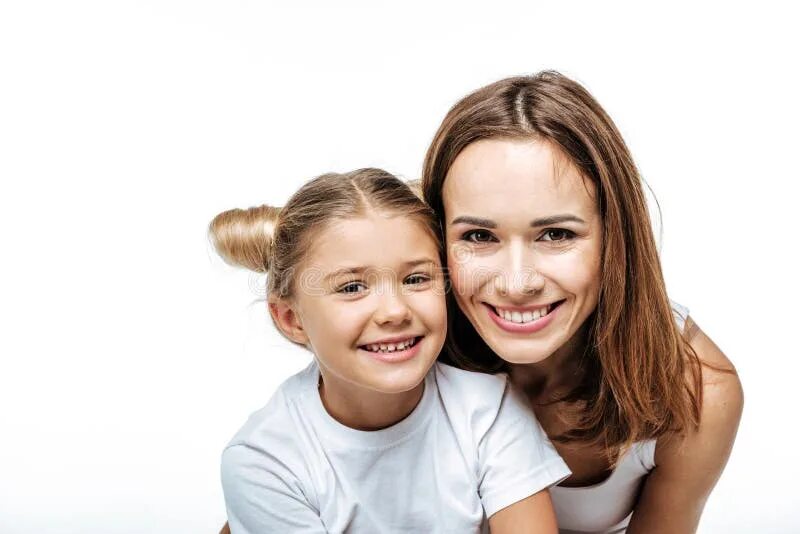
[209,205,281,273]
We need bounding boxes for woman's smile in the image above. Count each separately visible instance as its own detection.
[483,300,566,333]
[443,138,602,365]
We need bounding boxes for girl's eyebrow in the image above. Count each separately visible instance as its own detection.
[324,266,368,283]
[323,259,438,283]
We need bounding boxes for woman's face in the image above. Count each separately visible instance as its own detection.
[442,138,603,365]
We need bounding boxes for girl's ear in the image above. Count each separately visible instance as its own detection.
[269,299,310,346]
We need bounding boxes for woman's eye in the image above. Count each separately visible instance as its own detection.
[338,282,366,294]
[461,229,496,243]
[540,229,575,242]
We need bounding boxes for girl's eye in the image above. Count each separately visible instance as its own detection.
[461,229,496,243]
[404,274,431,285]
[540,229,575,242]
[337,282,366,294]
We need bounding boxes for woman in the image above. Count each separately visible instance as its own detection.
[421,71,742,533]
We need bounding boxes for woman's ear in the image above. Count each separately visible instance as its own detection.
[268,298,310,346]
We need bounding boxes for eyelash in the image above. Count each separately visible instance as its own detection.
[539,229,576,242]
[460,229,497,243]
[336,274,432,294]
[405,274,431,285]
[337,282,367,294]
[459,228,576,244]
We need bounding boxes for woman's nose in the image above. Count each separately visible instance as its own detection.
[492,241,544,297]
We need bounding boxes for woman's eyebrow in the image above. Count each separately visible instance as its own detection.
[530,214,586,226]
[450,216,497,228]
[450,214,585,227]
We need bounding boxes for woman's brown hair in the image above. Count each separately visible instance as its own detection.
[422,71,702,455]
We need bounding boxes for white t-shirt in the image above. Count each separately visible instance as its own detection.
[222,361,571,533]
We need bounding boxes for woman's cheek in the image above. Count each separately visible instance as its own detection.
[448,254,491,298]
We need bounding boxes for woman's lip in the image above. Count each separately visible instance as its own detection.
[489,302,555,313]
[358,336,423,363]
[483,302,559,334]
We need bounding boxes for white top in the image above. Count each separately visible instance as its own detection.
[551,440,657,533]
[550,302,690,533]
[222,361,571,534]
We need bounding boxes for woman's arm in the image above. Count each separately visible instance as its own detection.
[219,523,230,534]
[626,320,744,534]
[488,490,558,534]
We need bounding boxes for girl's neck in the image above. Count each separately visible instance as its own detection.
[509,323,589,403]
[317,368,426,431]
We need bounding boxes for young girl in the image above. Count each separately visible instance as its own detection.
[211,168,570,533]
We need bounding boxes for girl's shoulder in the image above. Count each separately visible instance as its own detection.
[224,360,319,454]
[433,362,535,433]
[433,362,510,404]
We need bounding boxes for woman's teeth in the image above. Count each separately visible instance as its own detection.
[363,337,418,353]
[495,305,550,324]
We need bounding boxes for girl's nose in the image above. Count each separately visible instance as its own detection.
[373,287,412,325]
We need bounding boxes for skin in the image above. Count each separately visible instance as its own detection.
[270,212,448,431]
[221,210,558,533]
[443,138,743,533]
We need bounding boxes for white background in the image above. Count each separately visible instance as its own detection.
[1,1,798,532]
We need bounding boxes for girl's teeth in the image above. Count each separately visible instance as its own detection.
[366,338,415,353]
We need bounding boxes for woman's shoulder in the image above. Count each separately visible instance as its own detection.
[655,317,744,470]
[687,319,743,423]
[670,301,742,414]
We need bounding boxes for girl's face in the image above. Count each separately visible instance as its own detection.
[442,138,603,365]
[276,212,446,396]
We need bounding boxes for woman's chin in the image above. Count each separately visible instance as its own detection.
[496,347,555,366]
[481,334,559,366]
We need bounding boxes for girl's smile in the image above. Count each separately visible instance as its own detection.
[284,212,447,398]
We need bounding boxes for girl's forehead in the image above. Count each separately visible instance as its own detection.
[302,213,440,268]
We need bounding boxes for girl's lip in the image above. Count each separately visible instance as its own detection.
[358,336,424,363]
[359,334,422,346]
[483,301,563,334]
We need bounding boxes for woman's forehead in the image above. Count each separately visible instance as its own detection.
[442,138,597,222]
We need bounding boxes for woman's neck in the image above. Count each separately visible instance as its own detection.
[317,367,425,431]
[509,323,589,403]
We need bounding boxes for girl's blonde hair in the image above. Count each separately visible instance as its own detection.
[209,168,440,304]
[422,71,703,456]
